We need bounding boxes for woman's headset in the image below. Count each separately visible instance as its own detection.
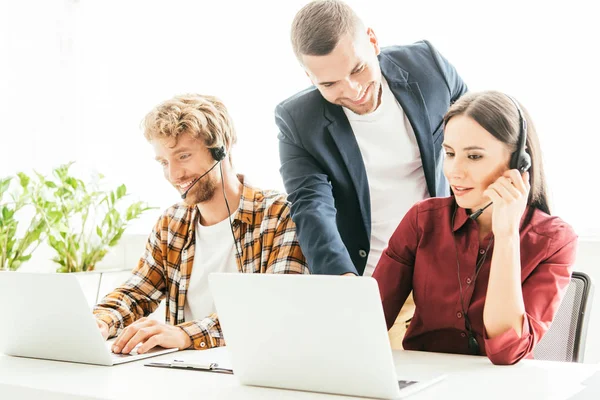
[469,95,531,220]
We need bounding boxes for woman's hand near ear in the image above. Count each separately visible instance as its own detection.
[483,169,530,341]
[483,170,530,238]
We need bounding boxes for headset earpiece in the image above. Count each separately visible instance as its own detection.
[469,94,531,220]
[506,96,531,173]
[210,146,227,162]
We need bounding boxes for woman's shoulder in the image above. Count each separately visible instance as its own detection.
[398,197,455,230]
[413,196,455,214]
[528,209,577,244]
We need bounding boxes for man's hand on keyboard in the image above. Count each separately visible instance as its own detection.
[110,317,192,355]
[96,319,109,340]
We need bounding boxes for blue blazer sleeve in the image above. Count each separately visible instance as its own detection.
[276,104,357,275]
[423,40,467,103]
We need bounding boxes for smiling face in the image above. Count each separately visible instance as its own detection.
[152,132,218,205]
[443,115,512,211]
[301,29,382,115]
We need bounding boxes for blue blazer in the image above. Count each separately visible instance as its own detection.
[276,41,467,275]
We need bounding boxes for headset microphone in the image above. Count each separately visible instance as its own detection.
[468,201,493,220]
[180,161,220,199]
[178,145,241,263]
[180,146,227,200]
[468,95,531,220]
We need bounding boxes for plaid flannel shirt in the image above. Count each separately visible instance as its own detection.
[93,180,308,350]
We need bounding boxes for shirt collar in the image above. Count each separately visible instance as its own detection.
[234,176,261,227]
[452,201,471,232]
[451,199,533,232]
[190,174,260,228]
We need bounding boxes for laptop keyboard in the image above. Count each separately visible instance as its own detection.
[111,351,137,358]
[107,342,171,359]
[398,380,418,390]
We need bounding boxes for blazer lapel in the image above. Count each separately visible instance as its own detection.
[324,103,371,239]
[380,54,437,197]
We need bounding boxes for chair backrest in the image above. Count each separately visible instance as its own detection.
[534,271,594,362]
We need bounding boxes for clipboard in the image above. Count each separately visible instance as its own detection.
[144,359,234,374]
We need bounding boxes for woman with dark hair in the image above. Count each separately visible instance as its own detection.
[373,91,576,365]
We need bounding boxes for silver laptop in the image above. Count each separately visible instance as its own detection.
[209,273,444,399]
[0,271,177,366]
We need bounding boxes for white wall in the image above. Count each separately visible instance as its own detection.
[1,0,599,236]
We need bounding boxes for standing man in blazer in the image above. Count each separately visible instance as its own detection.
[275,0,467,344]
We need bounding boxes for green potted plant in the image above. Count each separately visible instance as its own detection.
[37,163,154,273]
[0,173,56,271]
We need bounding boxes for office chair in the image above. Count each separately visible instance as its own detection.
[534,271,594,363]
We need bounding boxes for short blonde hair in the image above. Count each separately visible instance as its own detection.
[142,94,237,152]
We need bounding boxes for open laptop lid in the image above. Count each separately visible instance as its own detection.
[0,271,176,366]
[209,273,402,399]
[0,271,116,365]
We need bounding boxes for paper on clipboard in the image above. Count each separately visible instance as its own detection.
[144,347,233,374]
[145,360,233,374]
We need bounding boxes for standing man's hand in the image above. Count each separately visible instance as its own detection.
[111,317,192,355]
[96,319,110,341]
[342,272,357,276]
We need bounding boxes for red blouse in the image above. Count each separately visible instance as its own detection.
[372,197,577,365]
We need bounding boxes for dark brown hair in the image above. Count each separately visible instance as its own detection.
[444,91,550,225]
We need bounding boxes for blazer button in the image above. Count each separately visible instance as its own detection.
[359,249,367,258]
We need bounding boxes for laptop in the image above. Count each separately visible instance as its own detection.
[0,271,177,366]
[209,273,445,399]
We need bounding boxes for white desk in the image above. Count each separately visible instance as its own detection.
[0,348,597,400]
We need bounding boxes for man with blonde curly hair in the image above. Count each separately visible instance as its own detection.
[93,94,308,354]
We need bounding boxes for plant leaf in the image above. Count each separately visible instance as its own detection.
[0,177,12,196]
[116,184,126,199]
[109,228,125,247]
[2,206,14,221]
[17,172,30,188]
[17,254,32,262]
[10,260,21,271]
[65,177,78,190]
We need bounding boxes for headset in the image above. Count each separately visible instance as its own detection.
[468,95,532,220]
[180,146,227,200]
[180,145,243,264]
[209,146,227,164]
[452,94,532,355]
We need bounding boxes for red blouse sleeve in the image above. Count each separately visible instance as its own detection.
[373,203,420,330]
[484,231,577,365]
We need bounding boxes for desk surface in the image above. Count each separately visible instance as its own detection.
[0,348,598,400]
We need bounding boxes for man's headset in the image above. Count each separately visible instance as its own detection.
[468,95,532,220]
[180,146,227,200]
[180,145,243,262]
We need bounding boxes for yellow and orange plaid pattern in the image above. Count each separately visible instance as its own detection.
[93,181,308,350]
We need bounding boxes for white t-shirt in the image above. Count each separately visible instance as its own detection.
[343,77,429,277]
[183,212,238,322]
